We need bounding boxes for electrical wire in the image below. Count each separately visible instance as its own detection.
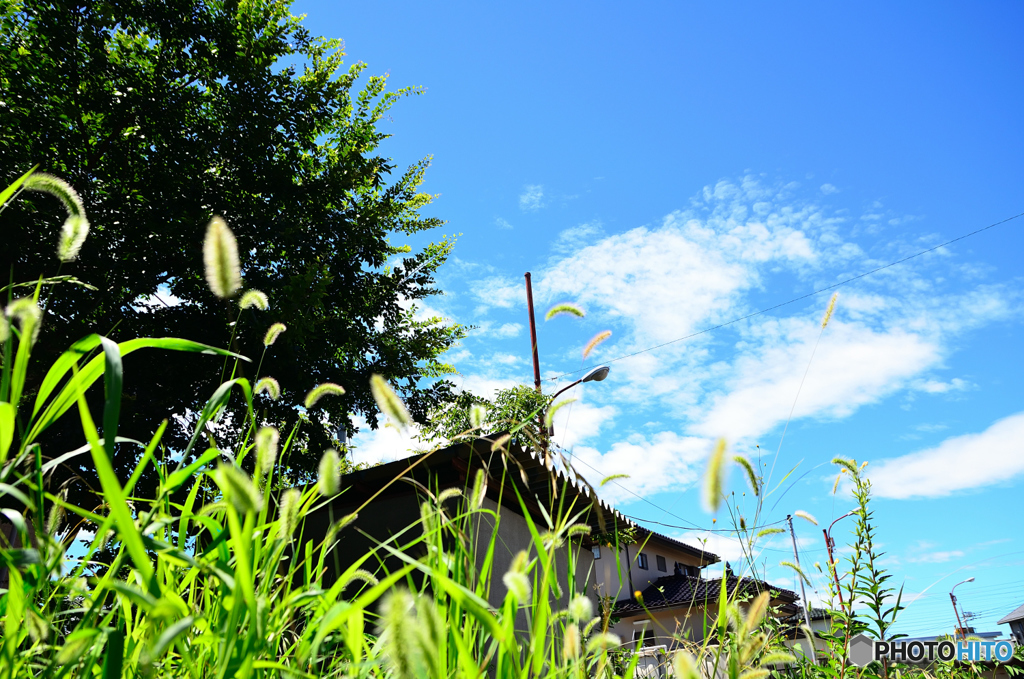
[547,210,1024,382]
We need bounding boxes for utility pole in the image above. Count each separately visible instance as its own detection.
[788,515,817,665]
[524,273,548,458]
[950,592,966,640]
[524,272,542,394]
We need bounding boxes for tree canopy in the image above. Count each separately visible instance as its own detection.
[0,0,466,500]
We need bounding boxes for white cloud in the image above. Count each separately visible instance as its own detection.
[496,217,514,230]
[455,175,1019,503]
[871,412,1024,499]
[907,550,964,564]
[551,391,618,449]
[474,320,524,339]
[519,184,545,211]
[695,318,941,441]
[820,183,838,195]
[912,377,970,394]
[349,415,422,467]
[570,432,714,504]
[473,276,522,310]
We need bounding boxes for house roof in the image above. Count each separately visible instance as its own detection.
[997,602,1024,625]
[332,435,718,564]
[613,573,799,617]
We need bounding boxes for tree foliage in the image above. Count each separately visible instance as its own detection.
[0,0,465,502]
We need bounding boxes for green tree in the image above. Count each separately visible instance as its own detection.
[0,0,465,505]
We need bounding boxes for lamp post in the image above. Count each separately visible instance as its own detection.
[546,366,611,436]
[950,578,975,640]
[822,510,856,610]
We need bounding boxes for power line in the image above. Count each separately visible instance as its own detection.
[549,210,1024,382]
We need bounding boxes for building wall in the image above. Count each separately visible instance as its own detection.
[611,608,714,650]
[593,539,706,601]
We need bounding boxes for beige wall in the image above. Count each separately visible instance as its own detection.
[592,538,706,601]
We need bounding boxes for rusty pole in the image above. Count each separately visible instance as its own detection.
[524,272,542,393]
[524,273,548,458]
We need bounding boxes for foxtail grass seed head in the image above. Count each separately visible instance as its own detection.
[470,468,487,509]
[278,488,301,540]
[215,463,263,514]
[254,376,280,400]
[436,487,462,504]
[503,570,531,602]
[255,426,279,476]
[263,322,286,346]
[46,491,67,534]
[370,374,412,428]
[780,560,812,586]
[744,591,771,632]
[545,302,585,321]
[794,510,818,525]
[57,214,90,262]
[673,652,699,679]
[822,292,839,328]
[469,403,487,429]
[6,297,42,347]
[26,609,49,643]
[238,289,269,311]
[582,329,612,358]
[545,397,576,428]
[305,382,345,409]
[703,438,728,513]
[25,173,86,215]
[203,216,242,299]
[0,314,8,343]
[586,632,621,653]
[318,449,341,497]
[378,588,421,679]
[341,568,378,588]
[569,594,593,622]
[733,454,759,496]
[563,623,581,660]
[25,174,91,262]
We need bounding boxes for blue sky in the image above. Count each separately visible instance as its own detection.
[294,1,1024,635]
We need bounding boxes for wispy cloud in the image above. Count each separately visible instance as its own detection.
[519,184,545,211]
[820,183,838,195]
[496,217,514,230]
[871,412,1024,499]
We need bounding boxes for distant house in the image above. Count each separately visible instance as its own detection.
[781,607,833,658]
[610,566,800,649]
[997,602,1024,644]
[309,434,804,649]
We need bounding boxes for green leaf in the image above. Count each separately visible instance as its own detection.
[101,630,124,679]
[0,165,37,210]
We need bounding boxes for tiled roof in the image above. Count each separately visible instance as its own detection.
[785,607,834,622]
[614,574,799,616]
[997,601,1024,625]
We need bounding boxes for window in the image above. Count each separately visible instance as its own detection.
[637,553,648,570]
[656,555,667,572]
[591,545,601,560]
[633,628,654,648]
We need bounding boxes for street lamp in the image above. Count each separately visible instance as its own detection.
[822,510,857,610]
[546,366,611,436]
[950,577,975,640]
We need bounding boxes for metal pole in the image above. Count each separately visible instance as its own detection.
[950,592,966,640]
[788,515,817,665]
[524,272,542,393]
[524,273,548,458]
[822,528,846,610]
